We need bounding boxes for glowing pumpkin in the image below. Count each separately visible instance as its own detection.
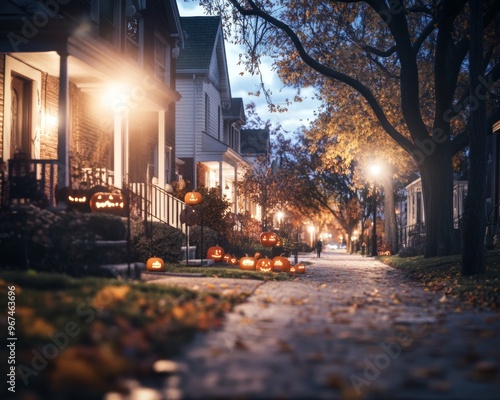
[256,257,273,272]
[146,257,165,271]
[230,255,239,265]
[272,254,291,272]
[260,231,280,247]
[290,263,306,274]
[239,255,256,271]
[223,254,231,263]
[184,191,203,205]
[89,192,126,216]
[66,189,90,212]
[207,245,224,262]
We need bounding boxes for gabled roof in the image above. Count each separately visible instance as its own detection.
[222,98,246,124]
[177,16,221,70]
[240,129,270,155]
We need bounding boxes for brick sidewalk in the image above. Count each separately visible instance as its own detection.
[139,250,500,399]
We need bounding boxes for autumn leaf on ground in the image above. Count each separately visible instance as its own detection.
[92,285,131,309]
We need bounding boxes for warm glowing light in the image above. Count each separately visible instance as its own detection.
[371,164,381,176]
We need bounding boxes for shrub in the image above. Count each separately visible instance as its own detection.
[188,226,219,259]
[85,213,127,240]
[398,244,425,258]
[130,219,185,263]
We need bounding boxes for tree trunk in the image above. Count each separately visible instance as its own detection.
[462,0,487,275]
[382,171,398,254]
[420,146,457,257]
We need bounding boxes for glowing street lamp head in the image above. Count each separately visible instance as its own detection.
[371,164,381,176]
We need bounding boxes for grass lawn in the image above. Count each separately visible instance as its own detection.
[379,249,500,311]
[0,262,298,399]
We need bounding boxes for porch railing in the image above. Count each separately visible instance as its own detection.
[127,182,186,234]
[1,158,186,234]
[398,222,426,248]
[4,157,59,209]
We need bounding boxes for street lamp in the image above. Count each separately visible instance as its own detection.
[371,165,381,256]
[308,225,315,248]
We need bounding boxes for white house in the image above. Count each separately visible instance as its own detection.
[175,16,252,215]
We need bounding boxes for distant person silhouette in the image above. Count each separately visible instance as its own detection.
[315,240,323,258]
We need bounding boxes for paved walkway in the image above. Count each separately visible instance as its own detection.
[145,249,500,400]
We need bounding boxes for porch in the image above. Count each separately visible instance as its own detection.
[0,156,187,234]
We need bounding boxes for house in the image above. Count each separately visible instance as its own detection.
[175,16,252,215]
[0,0,185,228]
[400,176,468,247]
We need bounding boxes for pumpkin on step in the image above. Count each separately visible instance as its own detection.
[260,231,280,247]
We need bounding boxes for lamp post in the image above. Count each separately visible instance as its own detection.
[371,165,381,256]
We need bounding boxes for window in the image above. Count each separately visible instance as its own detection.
[204,93,210,133]
[126,15,140,61]
[165,146,172,183]
[99,0,116,44]
[154,36,169,83]
[217,106,221,140]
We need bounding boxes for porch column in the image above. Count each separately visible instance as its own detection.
[234,165,238,214]
[57,52,70,189]
[113,114,123,189]
[219,161,223,197]
[123,115,130,185]
[158,110,166,188]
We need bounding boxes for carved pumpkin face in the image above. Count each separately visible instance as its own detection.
[290,263,306,274]
[184,191,203,205]
[239,256,256,271]
[254,252,262,260]
[260,232,280,247]
[256,257,272,272]
[66,189,90,212]
[223,254,231,263]
[146,257,165,271]
[272,254,291,272]
[89,192,126,216]
[207,245,224,262]
[230,255,238,265]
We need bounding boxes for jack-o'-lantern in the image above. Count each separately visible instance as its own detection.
[239,255,256,271]
[260,231,280,247]
[254,252,262,260]
[207,245,224,262]
[223,254,231,263]
[146,257,165,271]
[272,254,291,272]
[89,192,126,216]
[230,255,238,265]
[66,189,90,212]
[184,191,203,205]
[289,263,306,274]
[256,257,273,272]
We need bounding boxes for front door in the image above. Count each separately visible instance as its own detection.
[10,75,32,157]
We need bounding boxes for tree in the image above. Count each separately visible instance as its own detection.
[272,131,367,249]
[198,1,500,270]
